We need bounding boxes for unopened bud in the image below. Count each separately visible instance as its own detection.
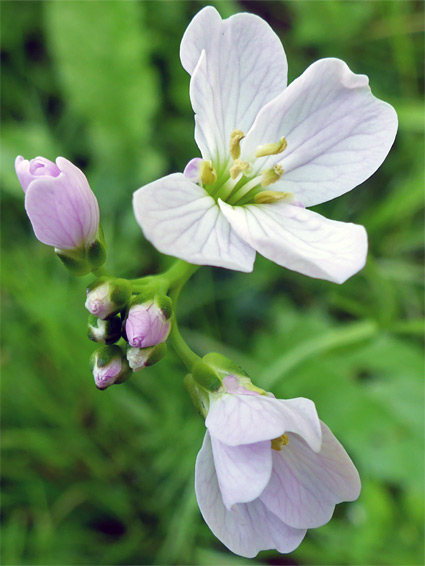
[16,155,105,275]
[85,277,132,320]
[87,313,122,344]
[90,345,131,390]
[125,294,172,349]
[126,342,168,372]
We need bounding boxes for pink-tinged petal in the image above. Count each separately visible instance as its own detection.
[260,421,361,529]
[206,394,322,451]
[219,200,368,284]
[210,435,272,510]
[180,6,287,164]
[125,303,170,349]
[133,173,255,272]
[195,432,306,558]
[241,58,398,206]
[24,157,99,249]
[15,156,32,193]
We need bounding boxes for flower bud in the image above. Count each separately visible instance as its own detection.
[125,295,172,349]
[87,314,122,344]
[126,342,168,372]
[90,345,131,390]
[85,277,132,320]
[15,155,104,275]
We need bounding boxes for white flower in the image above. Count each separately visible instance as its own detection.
[133,7,397,283]
[195,375,361,558]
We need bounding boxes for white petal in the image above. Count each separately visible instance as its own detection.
[181,6,287,164]
[241,58,398,206]
[219,200,368,284]
[133,174,255,272]
[206,394,322,450]
[260,422,361,529]
[195,433,306,558]
[210,436,272,510]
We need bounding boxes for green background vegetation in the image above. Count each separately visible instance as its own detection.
[1,1,424,565]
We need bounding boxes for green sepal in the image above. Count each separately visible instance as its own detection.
[87,314,122,344]
[202,352,249,380]
[191,360,222,392]
[110,278,132,308]
[155,295,173,320]
[145,342,168,366]
[90,344,121,369]
[55,247,91,276]
[126,342,168,372]
[184,374,209,417]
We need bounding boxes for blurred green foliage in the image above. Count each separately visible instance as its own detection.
[1,1,424,565]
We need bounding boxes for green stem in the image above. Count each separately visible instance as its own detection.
[91,266,110,277]
[130,259,199,293]
[170,316,201,371]
[168,262,202,371]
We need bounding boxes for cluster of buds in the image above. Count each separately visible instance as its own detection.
[86,278,172,390]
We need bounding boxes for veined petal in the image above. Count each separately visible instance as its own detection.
[181,6,287,164]
[206,394,322,450]
[241,58,398,206]
[219,200,368,284]
[260,422,361,529]
[210,436,272,510]
[133,174,255,272]
[195,433,306,558]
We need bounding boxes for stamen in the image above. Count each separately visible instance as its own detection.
[271,433,290,451]
[229,129,245,160]
[230,159,251,180]
[261,164,284,187]
[200,160,217,186]
[255,190,294,205]
[256,136,287,158]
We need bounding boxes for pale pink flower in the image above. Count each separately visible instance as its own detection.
[134,7,397,283]
[195,375,361,558]
[15,155,99,250]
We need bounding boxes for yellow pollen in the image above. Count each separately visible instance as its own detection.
[256,136,287,158]
[229,129,245,160]
[271,434,290,451]
[200,160,217,186]
[254,190,294,205]
[261,164,284,187]
[230,159,251,180]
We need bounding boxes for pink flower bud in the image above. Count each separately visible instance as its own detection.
[90,345,131,390]
[125,302,171,349]
[15,155,99,250]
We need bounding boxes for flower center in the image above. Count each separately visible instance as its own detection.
[271,433,290,451]
[186,129,294,207]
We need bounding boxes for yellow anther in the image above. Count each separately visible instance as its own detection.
[229,129,245,160]
[254,190,293,205]
[230,159,251,180]
[256,136,287,158]
[271,434,290,451]
[200,160,217,186]
[261,164,284,187]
